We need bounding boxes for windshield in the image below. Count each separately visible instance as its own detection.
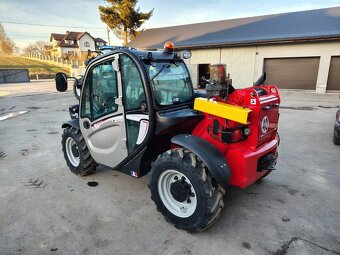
[144,61,193,106]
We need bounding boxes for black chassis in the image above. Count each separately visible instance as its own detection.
[61,49,230,185]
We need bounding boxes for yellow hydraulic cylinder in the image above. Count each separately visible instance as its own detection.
[194,97,252,124]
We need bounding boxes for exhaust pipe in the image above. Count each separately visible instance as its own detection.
[253,72,266,86]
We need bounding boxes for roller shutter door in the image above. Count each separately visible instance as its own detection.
[264,57,320,89]
[327,56,340,91]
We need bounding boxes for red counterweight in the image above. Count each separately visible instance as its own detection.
[192,68,280,188]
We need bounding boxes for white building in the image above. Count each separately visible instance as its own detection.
[128,7,340,93]
[49,31,107,59]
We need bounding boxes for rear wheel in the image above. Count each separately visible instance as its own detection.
[61,127,97,176]
[149,148,225,233]
[258,170,272,181]
[333,129,340,145]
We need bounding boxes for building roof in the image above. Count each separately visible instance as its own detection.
[50,33,65,41]
[128,6,340,50]
[50,31,106,48]
[64,31,87,41]
[94,37,107,43]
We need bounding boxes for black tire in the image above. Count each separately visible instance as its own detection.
[258,132,280,181]
[333,129,340,145]
[61,127,97,176]
[149,148,225,233]
[257,170,272,181]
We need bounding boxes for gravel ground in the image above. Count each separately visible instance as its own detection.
[0,82,339,255]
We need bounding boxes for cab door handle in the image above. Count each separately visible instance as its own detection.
[263,106,271,110]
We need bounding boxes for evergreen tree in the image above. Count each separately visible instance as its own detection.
[99,0,153,46]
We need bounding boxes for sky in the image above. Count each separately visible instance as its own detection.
[0,0,339,49]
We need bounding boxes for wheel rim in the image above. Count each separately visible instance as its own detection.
[158,169,197,218]
[65,137,80,167]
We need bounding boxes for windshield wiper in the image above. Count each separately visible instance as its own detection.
[151,63,172,81]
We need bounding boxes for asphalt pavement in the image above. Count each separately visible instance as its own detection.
[0,81,339,255]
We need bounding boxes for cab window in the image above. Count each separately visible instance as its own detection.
[81,60,118,120]
[144,61,193,107]
[120,54,147,153]
[120,54,146,111]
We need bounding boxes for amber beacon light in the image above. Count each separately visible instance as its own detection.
[163,41,174,53]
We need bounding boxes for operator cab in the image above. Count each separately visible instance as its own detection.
[56,42,199,176]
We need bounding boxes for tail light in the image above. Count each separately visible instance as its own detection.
[208,119,250,144]
[221,128,247,143]
[230,129,243,143]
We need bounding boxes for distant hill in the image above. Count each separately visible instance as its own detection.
[0,56,69,79]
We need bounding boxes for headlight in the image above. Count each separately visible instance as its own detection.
[182,50,192,59]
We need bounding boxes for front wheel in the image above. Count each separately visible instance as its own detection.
[149,149,225,233]
[61,127,97,176]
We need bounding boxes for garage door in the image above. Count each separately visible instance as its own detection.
[327,56,340,91]
[264,57,320,89]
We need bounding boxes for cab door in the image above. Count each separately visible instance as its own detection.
[79,55,128,168]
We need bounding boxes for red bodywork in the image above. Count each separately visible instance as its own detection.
[191,85,280,188]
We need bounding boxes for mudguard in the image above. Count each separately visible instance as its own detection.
[61,119,80,129]
[171,134,230,189]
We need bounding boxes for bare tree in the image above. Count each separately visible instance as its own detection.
[23,41,51,56]
[0,22,16,55]
[34,41,50,55]
[23,43,39,55]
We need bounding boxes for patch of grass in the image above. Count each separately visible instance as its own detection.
[0,56,70,79]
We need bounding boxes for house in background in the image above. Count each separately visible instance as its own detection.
[49,31,107,60]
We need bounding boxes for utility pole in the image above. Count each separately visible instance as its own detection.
[107,26,111,45]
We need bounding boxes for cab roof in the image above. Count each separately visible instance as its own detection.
[94,49,182,63]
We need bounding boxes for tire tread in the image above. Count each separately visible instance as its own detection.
[149,148,225,233]
[62,126,97,176]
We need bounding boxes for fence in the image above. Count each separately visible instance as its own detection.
[23,54,86,77]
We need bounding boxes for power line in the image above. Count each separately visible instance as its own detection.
[0,20,106,30]
[8,34,49,38]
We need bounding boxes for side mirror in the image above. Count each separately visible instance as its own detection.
[55,72,68,92]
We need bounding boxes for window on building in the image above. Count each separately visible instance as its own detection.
[198,64,210,89]
[64,40,74,45]
[84,42,90,47]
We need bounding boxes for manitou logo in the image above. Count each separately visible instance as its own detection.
[261,116,269,133]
